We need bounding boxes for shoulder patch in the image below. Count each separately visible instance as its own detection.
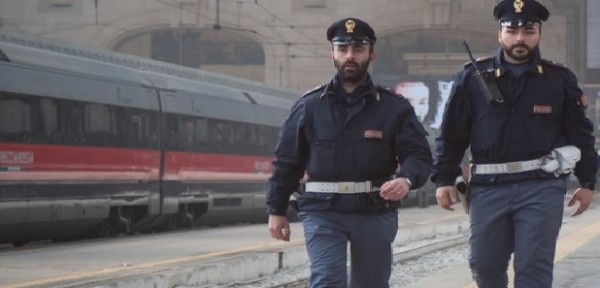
[302,84,326,97]
[376,85,401,99]
[463,56,492,68]
[542,59,570,71]
[376,85,395,95]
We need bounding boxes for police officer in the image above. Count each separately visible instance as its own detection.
[267,17,432,288]
[432,1,597,287]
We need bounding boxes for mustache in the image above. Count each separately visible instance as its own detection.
[512,44,529,50]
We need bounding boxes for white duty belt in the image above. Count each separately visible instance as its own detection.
[473,159,543,174]
[473,146,581,176]
[305,181,380,194]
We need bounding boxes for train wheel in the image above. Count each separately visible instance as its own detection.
[94,219,117,238]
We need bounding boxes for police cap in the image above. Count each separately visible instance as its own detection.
[326,17,376,45]
[493,0,550,27]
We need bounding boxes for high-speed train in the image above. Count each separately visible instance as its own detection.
[0,31,299,245]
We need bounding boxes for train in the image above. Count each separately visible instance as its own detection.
[0,31,301,246]
[0,31,440,246]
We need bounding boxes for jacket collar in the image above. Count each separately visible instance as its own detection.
[320,73,376,101]
[493,47,545,77]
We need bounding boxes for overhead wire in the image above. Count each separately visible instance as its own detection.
[149,0,328,59]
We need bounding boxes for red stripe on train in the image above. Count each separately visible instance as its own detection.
[0,143,274,181]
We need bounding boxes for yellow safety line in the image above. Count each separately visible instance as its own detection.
[1,239,304,288]
[417,214,467,225]
[462,216,600,288]
[401,213,467,226]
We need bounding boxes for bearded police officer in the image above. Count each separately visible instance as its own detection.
[432,0,597,287]
[267,17,432,288]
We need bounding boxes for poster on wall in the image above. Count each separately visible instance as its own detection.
[375,75,455,132]
[394,80,454,129]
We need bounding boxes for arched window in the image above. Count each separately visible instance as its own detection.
[113,28,265,80]
[375,29,497,78]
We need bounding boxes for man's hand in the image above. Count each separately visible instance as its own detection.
[568,188,594,217]
[380,178,411,201]
[268,214,291,241]
[436,186,459,211]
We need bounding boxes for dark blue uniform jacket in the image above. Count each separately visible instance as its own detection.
[432,48,597,189]
[267,75,432,215]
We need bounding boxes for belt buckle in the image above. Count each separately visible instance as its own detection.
[505,162,521,173]
[364,181,373,192]
[338,182,354,193]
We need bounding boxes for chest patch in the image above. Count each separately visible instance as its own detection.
[533,105,552,114]
[364,130,383,139]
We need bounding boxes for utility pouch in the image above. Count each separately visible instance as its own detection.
[288,192,300,213]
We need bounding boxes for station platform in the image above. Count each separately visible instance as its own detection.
[405,200,600,288]
[2,197,598,288]
[0,204,469,288]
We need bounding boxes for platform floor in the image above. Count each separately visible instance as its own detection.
[0,204,468,288]
[405,200,600,288]
[1,198,599,288]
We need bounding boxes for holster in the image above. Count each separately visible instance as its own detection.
[455,175,470,214]
[288,192,300,213]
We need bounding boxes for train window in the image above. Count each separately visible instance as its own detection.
[138,111,159,150]
[194,118,209,147]
[0,90,159,149]
[259,126,278,155]
[165,113,196,151]
[40,98,58,143]
[184,119,194,148]
[85,103,114,147]
[245,124,259,146]
[161,113,279,156]
[115,106,134,148]
[0,93,32,142]
[0,92,83,145]
[256,126,268,147]
[113,107,158,149]
[213,120,235,153]
[165,114,181,150]
[86,104,113,133]
[57,101,86,145]
[233,123,247,150]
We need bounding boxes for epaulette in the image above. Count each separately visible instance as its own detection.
[302,84,326,97]
[463,56,492,68]
[375,85,399,101]
[376,85,396,95]
[542,59,570,71]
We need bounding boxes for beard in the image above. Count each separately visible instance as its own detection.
[501,42,538,62]
[334,58,370,84]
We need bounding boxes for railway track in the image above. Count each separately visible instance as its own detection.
[226,234,469,288]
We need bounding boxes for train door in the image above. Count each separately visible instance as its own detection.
[156,90,210,228]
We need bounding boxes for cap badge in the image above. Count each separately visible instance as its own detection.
[514,0,524,13]
[345,19,356,33]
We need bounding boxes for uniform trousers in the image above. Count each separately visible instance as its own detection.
[298,210,398,288]
[468,178,566,288]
